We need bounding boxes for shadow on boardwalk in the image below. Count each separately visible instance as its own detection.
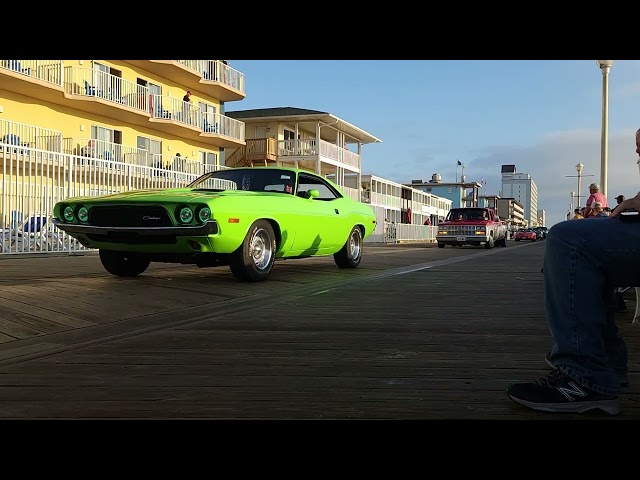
[0,241,638,419]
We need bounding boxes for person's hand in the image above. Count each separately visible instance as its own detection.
[610,191,640,217]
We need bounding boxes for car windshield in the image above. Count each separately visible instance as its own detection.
[446,208,489,221]
[187,168,297,194]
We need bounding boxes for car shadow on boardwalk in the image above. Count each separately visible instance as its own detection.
[0,241,638,419]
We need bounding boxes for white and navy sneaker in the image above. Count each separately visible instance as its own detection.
[507,369,620,415]
[544,352,630,392]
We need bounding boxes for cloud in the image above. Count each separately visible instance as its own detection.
[368,128,639,227]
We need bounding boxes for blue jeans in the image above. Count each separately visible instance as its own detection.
[545,216,640,395]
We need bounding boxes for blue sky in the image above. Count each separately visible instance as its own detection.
[226,60,640,226]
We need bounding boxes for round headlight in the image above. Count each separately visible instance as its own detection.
[63,206,75,222]
[179,207,193,223]
[78,206,89,222]
[198,207,211,222]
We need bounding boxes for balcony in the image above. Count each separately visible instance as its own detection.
[226,138,360,173]
[63,66,152,127]
[63,137,151,166]
[0,60,64,102]
[150,96,245,148]
[124,60,245,102]
[1,119,63,153]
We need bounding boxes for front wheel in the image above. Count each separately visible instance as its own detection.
[229,220,276,282]
[484,235,495,249]
[437,242,445,248]
[99,249,151,277]
[334,226,363,269]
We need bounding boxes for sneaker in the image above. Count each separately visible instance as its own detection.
[544,352,630,391]
[507,369,620,414]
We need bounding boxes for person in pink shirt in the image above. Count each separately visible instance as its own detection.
[583,183,608,218]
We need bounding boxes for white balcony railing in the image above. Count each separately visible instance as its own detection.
[64,66,150,113]
[1,60,63,86]
[151,95,202,128]
[364,192,402,209]
[63,137,149,166]
[277,138,360,170]
[203,61,245,93]
[150,153,211,175]
[173,60,245,95]
[202,112,245,142]
[341,186,361,202]
[1,119,63,152]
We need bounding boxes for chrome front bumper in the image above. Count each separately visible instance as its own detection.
[52,219,219,236]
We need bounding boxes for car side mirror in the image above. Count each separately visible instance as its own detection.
[307,189,320,200]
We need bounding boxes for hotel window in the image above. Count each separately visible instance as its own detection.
[198,151,218,165]
[91,125,122,161]
[199,102,217,132]
[137,136,162,165]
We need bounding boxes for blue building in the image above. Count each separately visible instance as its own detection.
[405,174,482,209]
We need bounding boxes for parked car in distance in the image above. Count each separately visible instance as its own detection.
[53,167,377,282]
[514,229,538,242]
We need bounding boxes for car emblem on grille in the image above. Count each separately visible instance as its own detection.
[143,216,161,220]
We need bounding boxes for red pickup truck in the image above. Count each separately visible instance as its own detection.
[436,207,507,249]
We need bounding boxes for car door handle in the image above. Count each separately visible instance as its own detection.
[335,209,340,214]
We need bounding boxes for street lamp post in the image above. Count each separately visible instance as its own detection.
[597,60,614,199]
[576,162,584,207]
[570,191,575,212]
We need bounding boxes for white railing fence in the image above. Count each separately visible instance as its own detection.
[0,142,222,255]
[151,95,201,127]
[1,60,63,86]
[64,66,150,113]
[1,119,63,152]
[365,222,438,244]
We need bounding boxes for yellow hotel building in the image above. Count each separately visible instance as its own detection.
[0,60,247,253]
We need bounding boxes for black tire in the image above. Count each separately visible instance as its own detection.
[99,249,151,277]
[497,237,507,247]
[437,242,445,248]
[229,220,276,282]
[484,235,495,249]
[334,226,363,269]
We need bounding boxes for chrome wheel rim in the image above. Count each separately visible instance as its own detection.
[250,228,273,271]
[349,229,362,260]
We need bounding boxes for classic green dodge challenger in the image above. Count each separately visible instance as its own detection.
[53,167,377,282]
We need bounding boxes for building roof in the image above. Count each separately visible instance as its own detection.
[406,181,482,188]
[225,107,382,145]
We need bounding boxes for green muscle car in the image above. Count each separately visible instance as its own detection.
[53,167,377,282]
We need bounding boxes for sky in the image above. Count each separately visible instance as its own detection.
[226,60,640,227]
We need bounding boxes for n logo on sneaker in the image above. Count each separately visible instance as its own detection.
[556,382,587,401]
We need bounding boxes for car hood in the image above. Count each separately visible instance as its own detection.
[65,188,272,204]
[439,220,489,226]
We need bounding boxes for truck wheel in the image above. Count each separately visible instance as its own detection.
[497,237,507,247]
[485,235,495,249]
[437,242,445,248]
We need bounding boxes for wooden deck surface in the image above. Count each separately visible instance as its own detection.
[0,241,638,419]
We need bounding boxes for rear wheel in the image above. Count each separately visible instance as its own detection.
[99,249,151,277]
[334,226,363,268]
[229,220,276,282]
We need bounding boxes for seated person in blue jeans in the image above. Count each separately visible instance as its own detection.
[507,128,640,415]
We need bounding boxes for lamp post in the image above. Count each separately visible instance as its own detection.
[570,191,575,213]
[597,60,614,199]
[575,162,584,207]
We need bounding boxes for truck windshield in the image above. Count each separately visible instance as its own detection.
[446,208,489,221]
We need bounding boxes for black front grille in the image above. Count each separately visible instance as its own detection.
[89,206,172,227]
